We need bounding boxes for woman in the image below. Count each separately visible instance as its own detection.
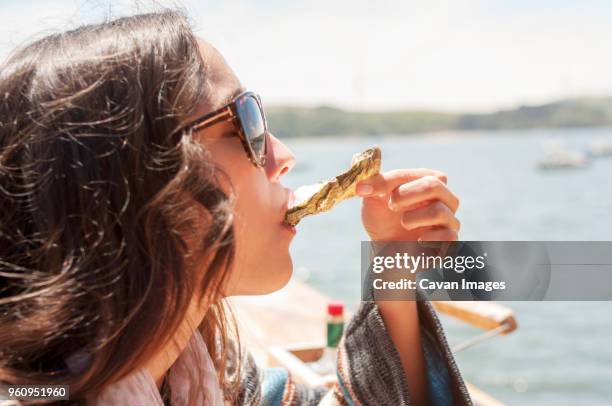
[0,10,468,405]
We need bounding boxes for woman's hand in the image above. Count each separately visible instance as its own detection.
[356,168,460,406]
[356,168,460,242]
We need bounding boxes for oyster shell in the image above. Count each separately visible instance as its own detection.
[285,146,382,226]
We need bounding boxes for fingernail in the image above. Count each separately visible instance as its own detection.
[356,184,373,196]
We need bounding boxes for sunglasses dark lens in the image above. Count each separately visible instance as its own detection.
[236,95,266,161]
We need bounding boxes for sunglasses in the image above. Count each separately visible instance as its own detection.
[182,91,268,167]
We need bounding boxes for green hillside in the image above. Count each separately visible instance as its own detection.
[266,98,612,137]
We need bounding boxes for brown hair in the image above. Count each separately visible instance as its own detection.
[0,10,238,402]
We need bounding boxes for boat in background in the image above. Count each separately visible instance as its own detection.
[537,140,589,170]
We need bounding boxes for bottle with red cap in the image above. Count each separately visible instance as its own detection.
[326,301,344,349]
[310,301,345,376]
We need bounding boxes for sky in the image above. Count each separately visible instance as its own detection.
[1,0,612,112]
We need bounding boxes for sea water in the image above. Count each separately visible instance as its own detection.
[283,127,612,406]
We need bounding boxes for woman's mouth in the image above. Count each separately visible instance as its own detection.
[282,221,297,235]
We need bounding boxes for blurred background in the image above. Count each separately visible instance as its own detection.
[2,1,612,404]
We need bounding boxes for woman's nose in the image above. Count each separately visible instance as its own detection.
[265,133,296,181]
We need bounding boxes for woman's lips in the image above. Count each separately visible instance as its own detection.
[283,221,297,234]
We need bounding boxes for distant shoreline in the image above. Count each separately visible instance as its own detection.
[268,97,612,138]
[279,126,612,142]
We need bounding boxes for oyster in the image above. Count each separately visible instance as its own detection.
[285,146,382,226]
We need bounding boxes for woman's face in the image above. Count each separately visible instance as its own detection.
[190,39,297,296]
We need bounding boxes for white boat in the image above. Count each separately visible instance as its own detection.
[537,141,589,170]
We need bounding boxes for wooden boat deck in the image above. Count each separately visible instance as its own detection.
[230,278,507,406]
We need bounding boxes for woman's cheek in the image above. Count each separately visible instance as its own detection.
[232,176,270,244]
[218,151,290,292]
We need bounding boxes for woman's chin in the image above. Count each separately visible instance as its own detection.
[259,257,293,295]
[227,256,294,296]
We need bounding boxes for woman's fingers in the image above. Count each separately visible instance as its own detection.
[389,175,460,214]
[356,168,447,197]
[418,227,459,242]
[401,201,461,232]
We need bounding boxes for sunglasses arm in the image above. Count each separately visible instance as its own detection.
[191,107,235,132]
